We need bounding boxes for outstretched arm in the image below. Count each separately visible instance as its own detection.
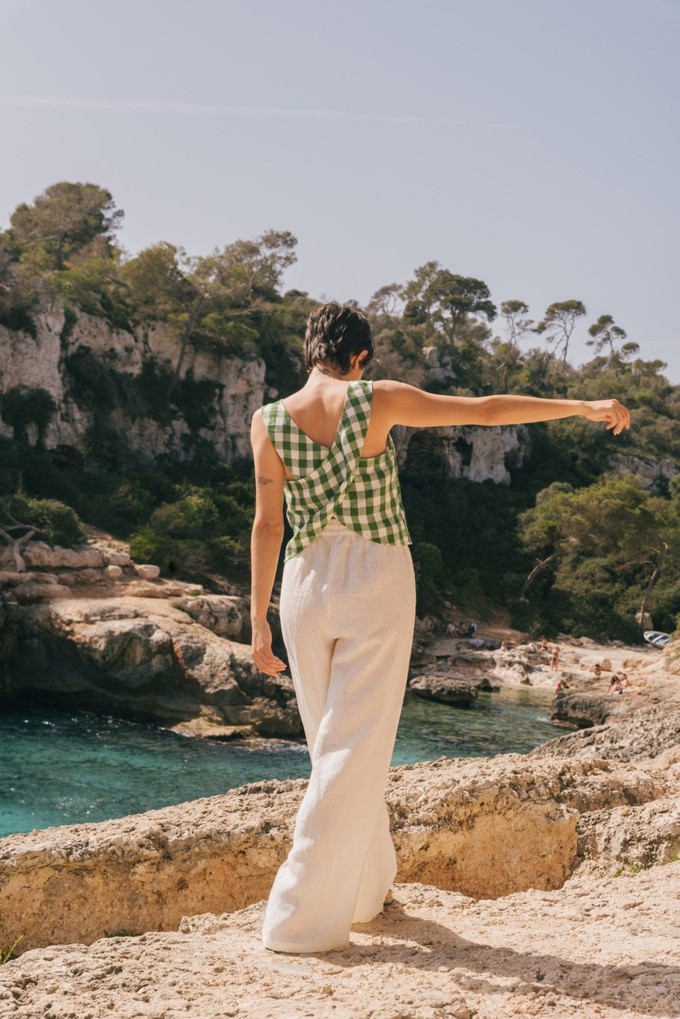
[376,381,630,434]
[250,410,287,676]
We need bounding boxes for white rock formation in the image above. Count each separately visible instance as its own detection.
[608,451,679,493]
[134,563,161,581]
[394,423,530,484]
[22,543,104,569]
[0,304,266,463]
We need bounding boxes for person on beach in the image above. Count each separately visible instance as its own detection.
[249,302,630,954]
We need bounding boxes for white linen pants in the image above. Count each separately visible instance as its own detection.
[262,518,416,953]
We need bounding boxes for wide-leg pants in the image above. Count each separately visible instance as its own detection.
[262,518,416,953]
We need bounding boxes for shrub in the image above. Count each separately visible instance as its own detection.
[413,541,444,617]
[128,530,177,573]
[149,491,221,540]
[2,495,84,547]
[0,305,37,338]
[65,347,119,412]
[60,304,77,347]
[0,386,56,444]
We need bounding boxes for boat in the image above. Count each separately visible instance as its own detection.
[643,630,671,648]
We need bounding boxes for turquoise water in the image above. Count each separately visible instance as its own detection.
[0,688,559,839]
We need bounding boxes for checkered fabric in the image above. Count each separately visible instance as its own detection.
[261,379,411,561]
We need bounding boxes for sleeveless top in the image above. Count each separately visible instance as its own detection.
[261,379,411,561]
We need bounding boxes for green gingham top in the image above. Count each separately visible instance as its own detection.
[262,379,411,561]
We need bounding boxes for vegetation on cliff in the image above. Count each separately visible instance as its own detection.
[1,181,679,640]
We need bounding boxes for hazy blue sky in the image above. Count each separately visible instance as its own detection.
[2,0,678,379]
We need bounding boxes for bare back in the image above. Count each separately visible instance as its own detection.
[281,374,392,462]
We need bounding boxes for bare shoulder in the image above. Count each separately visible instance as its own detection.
[371,379,415,396]
[250,406,266,434]
[370,379,418,409]
[250,407,275,453]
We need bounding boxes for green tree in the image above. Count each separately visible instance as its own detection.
[366,283,404,319]
[534,299,587,366]
[122,232,298,381]
[519,475,680,638]
[586,314,629,360]
[120,242,206,378]
[500,299,533,345]
[0,240,41,336]
[119,241,192,323]
[5,182,123,273]
[203,229,297,307]
[412,541,444,616]
[403,262,496,342]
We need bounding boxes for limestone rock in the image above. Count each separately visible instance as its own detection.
[0,302,544,482]
[2,868,679,1019]
[409,644,437,666]
[22,541,104,569]
[576,794,680,875]
[1,596,301,738]
[123,579,188,598]
[12,580,72,604]
[106,564,124,580]
[532,704,680,763]
[56,567,108,586]
[0,754,666,954]
[104,550,131,567]
[0,303,265,464]
[551,690,628,728]
[409,672,478,706]
[134,563,161,581]
[170,718,257,741]
[388,756,663,898]
[0,570,60,588]
[396,423,530,485]
[171,594,248,641]
[609,451,679,493]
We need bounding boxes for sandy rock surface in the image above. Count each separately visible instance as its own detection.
[2,557,680,1018]
[1,752,670,957]
[2,867,679,1019]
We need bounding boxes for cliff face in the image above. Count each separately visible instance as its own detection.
[0,532,302,740]
[0,303,530,482]
[394,422,530,485]
[0,303,265,463]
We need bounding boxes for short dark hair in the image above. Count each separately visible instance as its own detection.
[304,303,373,375]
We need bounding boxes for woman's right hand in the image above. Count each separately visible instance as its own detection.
[251,619,287,677]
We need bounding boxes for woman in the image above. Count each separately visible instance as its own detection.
[250,302,629,953]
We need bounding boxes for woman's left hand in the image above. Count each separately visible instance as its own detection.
[251,619,287,676]
[582,399,631,435]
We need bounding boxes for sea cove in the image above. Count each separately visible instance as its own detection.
[2,686,556,839]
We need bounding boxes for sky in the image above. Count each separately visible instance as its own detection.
[1,0,679,380]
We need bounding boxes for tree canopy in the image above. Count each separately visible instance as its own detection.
[1,180,679,641]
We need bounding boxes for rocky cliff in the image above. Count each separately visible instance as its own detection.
[0,533,301,740]
[0,303,265,463]
[0,301,531,483]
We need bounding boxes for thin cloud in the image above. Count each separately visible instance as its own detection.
[0,93,429,124]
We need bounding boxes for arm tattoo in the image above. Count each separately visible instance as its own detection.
[257,475,274,486]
